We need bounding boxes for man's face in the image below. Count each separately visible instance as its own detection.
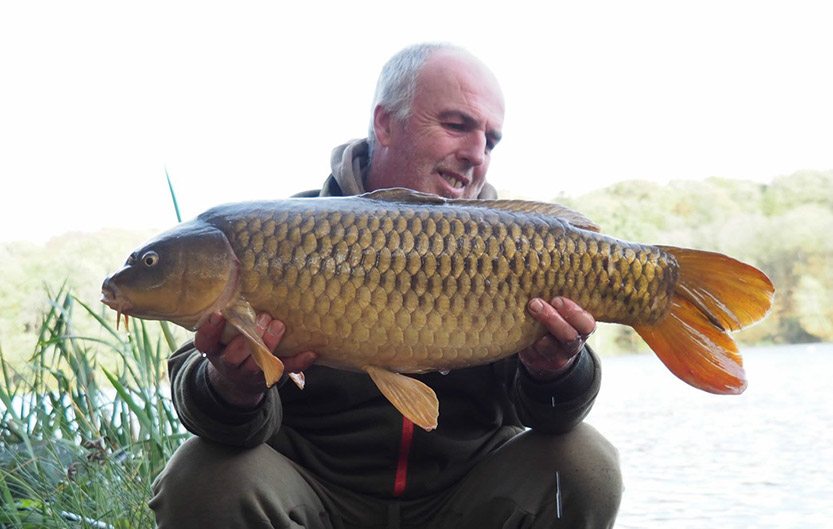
[369,50,505,199]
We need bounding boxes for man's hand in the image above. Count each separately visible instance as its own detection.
[195,312,317,408]
[520,297,596,381]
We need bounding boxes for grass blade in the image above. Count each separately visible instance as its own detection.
[165,167,182,223]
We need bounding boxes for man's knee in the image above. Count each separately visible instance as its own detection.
[443,424,622,528]
[496,424,622,525]
[500,424,620,480]
[152,437,272,499]
[150,437,329,529]
[551,423,620,480]
[150,438,268,525]
[536,423,623,526]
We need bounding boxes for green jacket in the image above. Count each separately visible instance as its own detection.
[168,139,602,500]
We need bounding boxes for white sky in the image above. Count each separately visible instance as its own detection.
[2,1,832,244]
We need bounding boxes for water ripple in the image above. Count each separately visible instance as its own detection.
[588,344,833,528]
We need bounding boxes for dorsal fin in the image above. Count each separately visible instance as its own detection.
[360,188,448,205]
[471,198,600,232]
[359,187,601,232]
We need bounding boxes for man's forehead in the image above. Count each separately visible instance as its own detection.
[418,51,505,125]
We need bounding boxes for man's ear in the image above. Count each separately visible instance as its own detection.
[373,104,394,147]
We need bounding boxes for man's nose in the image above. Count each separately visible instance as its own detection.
[456,133,487,166]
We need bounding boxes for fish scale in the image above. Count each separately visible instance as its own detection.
[213,196,675,372]
[101,188,774,430]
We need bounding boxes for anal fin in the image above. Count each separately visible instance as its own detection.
[364,365,439,431]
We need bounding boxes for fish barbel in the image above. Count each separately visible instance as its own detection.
[101,188,774,430]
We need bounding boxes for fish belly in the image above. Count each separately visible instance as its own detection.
[218,199,677,372]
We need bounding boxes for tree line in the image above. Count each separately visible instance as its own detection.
[559,169,833,347]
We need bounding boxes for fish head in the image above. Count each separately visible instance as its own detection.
[101,222,240,330]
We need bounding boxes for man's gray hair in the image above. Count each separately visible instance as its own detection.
[367,42,463,161]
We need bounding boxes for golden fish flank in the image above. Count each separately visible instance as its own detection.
[101,188,775,431]
[231,200,671,366]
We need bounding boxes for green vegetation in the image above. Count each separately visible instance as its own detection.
[0,228,160,376]
[0,169,831,526]
[1,288,186,528]
[560,170,833,349]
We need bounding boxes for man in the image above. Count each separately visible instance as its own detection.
[150,43,622,528]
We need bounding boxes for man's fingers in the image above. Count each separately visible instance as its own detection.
[262,319,286,351]
[198,312,310,380]
[282,351,318,373]
[222,336,254,368]
[223,314,280,369]
[240,355,263,374]
[528,297,595,343]
[528,298,578,343]
[524,334,559,361]
[194,312,225,355]
[552,297,596,339]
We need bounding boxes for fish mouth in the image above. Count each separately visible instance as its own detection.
[101,280,135,331]
[101,283,115,307]
[100,290,129,312]
[100,280,129,311]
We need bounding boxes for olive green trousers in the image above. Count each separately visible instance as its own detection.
[150,424,622,529]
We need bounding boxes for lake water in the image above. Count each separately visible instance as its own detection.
[586,343,833,528]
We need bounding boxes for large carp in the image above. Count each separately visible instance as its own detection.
[101,188,774,430]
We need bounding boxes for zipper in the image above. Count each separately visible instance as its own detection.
[393,417,414,497]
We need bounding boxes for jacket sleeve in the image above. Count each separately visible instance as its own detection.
[509,345,602,433]
[168,341,283,447]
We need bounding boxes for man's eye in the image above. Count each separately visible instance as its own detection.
[444,122,465,131]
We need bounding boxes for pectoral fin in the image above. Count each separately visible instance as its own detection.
[363,365,439,431]
[221,301,285,387]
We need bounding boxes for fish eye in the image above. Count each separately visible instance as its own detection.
[141,251,159,267]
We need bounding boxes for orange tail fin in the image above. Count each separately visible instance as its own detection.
[633,247,774,395]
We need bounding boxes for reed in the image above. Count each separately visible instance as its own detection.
[0,287,188,528]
